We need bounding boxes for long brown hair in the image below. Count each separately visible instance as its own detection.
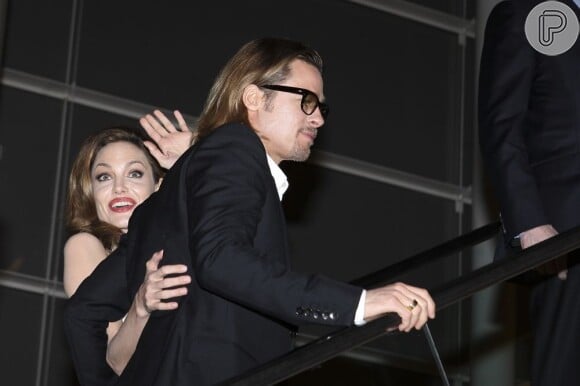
[66,127,163,250]
[195,38,323,138]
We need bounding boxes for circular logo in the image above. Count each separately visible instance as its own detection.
[525,0,579,55]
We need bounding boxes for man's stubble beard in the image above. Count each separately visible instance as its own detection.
[287,142,311,162]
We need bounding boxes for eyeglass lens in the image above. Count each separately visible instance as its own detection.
[302,92,328,118]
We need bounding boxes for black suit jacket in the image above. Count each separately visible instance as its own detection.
[64,123,362,385]
[479,0,580,243]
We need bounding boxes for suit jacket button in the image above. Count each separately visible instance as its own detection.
[313,311,320,319]
[296,307,303,316]
[329,312,337,320]
[322,312,329,320]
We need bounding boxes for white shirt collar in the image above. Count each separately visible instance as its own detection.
[266,154,289,201]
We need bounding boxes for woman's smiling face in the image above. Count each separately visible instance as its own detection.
[91,141,158,232]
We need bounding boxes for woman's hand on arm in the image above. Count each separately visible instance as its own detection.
[134,249,191,317]
[106,250,191,375]
[140,110,193,169]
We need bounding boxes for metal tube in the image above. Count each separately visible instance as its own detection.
[0,270,66,299]
[345,0,475,38]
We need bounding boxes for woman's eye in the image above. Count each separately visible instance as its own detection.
[95,173,111,182]
[128,170,144,178]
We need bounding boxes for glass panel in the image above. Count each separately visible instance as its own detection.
[3,0,73,80]
[318,23,465,184]
[0,287,43,386]
[68,104,139,153]
[75,0,469,183]
[45,298,79,386]
[284,163,460,280]
[0,88,63,277]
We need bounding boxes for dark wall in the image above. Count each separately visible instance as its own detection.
[0,0,474,384]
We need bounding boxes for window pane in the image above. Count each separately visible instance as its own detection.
[45,298,79,386]
[3,0,73,80]
[0,287,43,385]
[0,88,63,277]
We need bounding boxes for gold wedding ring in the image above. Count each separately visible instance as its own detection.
[406,299,418,311]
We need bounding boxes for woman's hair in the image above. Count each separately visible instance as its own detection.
[195,37,323,138]
[66,127,163,250]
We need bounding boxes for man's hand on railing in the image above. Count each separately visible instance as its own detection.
[520,224,567,280]
[519,224,558,249]
[363,282,435,332]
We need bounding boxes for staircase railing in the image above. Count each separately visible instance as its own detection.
[221,223,580,385]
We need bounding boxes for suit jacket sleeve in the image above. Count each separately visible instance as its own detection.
[186,126,361,326]
[478,1,548,240]
[64,236,131,386]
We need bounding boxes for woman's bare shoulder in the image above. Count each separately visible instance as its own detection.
[63,232,109,296]
[64,232,105,252]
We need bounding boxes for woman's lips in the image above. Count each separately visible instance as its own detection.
[108,197,137,213]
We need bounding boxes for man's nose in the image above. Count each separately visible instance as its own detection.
[308,107,325,128]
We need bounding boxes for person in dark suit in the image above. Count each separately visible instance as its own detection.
[479,1,580,384]
[64,37,436,386]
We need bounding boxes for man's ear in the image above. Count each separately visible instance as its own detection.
[242,84,263,112]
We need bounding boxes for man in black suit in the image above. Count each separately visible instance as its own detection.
[479,1,580,384]
[64,38,435,385]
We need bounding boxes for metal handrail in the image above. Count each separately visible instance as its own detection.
[350,221,500,288]
[221,224,580,385]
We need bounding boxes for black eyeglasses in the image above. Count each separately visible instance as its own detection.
[261,85,329,119]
